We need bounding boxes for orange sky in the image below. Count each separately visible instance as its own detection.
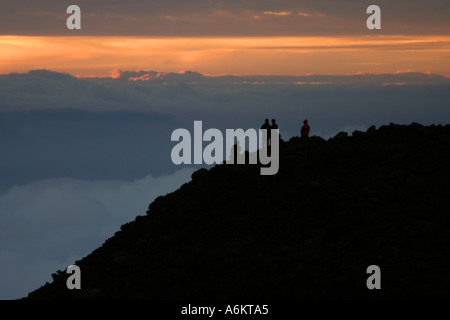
[1,35,450,77]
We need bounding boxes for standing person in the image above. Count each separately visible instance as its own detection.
[270,119,279,147]
[271,119,278,131]
[301,119,310,138]
[261,118,271,147]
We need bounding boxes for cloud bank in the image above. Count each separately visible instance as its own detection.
[0,108,180,191]
[1,70,449,140]
[0,168,195,299]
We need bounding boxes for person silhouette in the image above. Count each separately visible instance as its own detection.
[301,119,310,138]
[261,118,271,147]
[271,119,278,130]
[270,119,279,146]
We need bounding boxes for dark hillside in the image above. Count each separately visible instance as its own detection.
[27,123,450,299]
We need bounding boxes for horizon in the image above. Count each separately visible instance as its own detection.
[2,35,450,77]
[3,67,450,79]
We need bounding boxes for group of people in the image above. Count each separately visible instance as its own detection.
[260,118,310,144]
[260,119,278,147]
[261,118,278,132]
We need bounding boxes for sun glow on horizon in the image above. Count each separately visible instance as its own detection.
[1,35,450,77]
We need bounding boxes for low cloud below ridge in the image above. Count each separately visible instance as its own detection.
[0,168,195,299]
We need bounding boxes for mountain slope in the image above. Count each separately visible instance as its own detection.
[26,123,450,299]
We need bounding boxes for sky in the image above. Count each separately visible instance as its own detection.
[0,0,450,76]
[1,0,450,300]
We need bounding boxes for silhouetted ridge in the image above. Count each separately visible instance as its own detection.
[27,123,450,299]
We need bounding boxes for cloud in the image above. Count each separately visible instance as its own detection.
[110,68,122,79]
[0,69,195,111]
[263,11,292,16]
[0,108,179,192]
[380,82,409,86]
[295,81,332,85]
[1,69,450,140]
[0,0,449,36]
[0,167,195,299]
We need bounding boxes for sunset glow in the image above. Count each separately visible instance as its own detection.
[1,35,450,77]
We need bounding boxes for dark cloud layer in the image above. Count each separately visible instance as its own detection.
[0,108,179,191]
[1,0,449,36]
[2,70,450,136]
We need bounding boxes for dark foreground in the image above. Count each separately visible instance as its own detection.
[26,123,450,299]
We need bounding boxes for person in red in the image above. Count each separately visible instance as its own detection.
[301,119,310,138]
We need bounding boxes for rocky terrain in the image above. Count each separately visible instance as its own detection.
[27,123,450,299]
